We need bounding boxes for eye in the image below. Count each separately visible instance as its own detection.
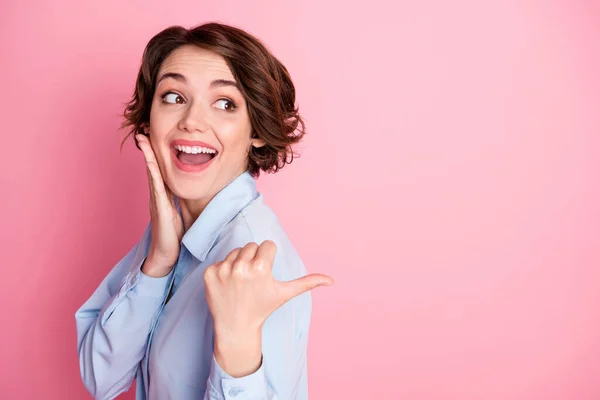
[213,98,236,112]
[161,92,185,104]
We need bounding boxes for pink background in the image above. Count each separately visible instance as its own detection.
[1,0,599,399]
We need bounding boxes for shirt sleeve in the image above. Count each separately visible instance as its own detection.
[202,230,312,400]
[205,356,270,399]
[75,224,174,400]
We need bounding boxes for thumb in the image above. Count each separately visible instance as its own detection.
[278,274,334,302]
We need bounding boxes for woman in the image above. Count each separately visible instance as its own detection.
[75,22,333,400]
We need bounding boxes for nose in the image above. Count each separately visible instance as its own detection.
[178,103,209,133]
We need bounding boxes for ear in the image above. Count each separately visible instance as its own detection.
[251,137,266,148]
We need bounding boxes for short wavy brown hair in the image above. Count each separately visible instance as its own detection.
[120,22,305,177]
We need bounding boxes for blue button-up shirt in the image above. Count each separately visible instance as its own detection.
[76,172,311,399]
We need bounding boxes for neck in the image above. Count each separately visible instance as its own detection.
[178,171,247,232]
[179,197,211,232]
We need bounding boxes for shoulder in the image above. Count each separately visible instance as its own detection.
[209,194,313,337]
[210,194,306,282]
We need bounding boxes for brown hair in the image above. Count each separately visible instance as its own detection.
[120,22,305,177]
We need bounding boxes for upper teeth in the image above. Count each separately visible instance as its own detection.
[175,145,217,154]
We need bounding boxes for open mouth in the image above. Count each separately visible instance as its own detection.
[173,145,218,166]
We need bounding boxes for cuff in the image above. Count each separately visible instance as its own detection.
[131,264,173,298]
[207,355,268,399]
[100,258,172,325]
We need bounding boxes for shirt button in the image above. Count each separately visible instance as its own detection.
[229,388,244,397]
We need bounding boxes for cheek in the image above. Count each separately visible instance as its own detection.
[148,98,162,124]
[149,138,171,171]
[148,111,173,164]
[214,117,253,154]
[150,104,175,130]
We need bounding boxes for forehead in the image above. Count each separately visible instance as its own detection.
[157,45,234,81]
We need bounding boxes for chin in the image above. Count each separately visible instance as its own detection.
[171,184,213,202]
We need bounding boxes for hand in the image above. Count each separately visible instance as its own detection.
[203,240,333,377]
[136,134,184,277]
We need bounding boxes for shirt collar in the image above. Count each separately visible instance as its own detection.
[179,171,258,262]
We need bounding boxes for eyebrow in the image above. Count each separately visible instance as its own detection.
[157,72,188,85]
[156,72,239,90]
[210,79,239,90]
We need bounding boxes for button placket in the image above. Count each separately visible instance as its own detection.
[228,387,244,397]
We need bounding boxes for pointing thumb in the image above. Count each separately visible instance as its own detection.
[279,273,334,302]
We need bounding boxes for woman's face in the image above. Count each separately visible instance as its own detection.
[147,45,263,204]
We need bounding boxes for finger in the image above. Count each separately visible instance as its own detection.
[236,242,259,263]
[223,248,242,265]
[137,135,176,210]
[279,273,334,302]
[136,134,159,165]
[141,153,159,213]
[136,135,170,207]
[203,263,217,282]
[144,163,155,194]
[146,160,168,200]
[165,184,176,205]
[218,248,241,279]
[253,240,277,270]
[136,135,161,180]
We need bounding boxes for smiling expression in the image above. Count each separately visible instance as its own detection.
[147,44,264,207]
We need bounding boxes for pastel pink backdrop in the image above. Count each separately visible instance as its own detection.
[1,0,599,399]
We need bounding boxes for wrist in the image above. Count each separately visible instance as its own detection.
[141,257,172,278]
[214,328,262,378]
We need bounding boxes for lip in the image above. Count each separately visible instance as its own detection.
[170,139,218,150]
[170,139,218,173]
